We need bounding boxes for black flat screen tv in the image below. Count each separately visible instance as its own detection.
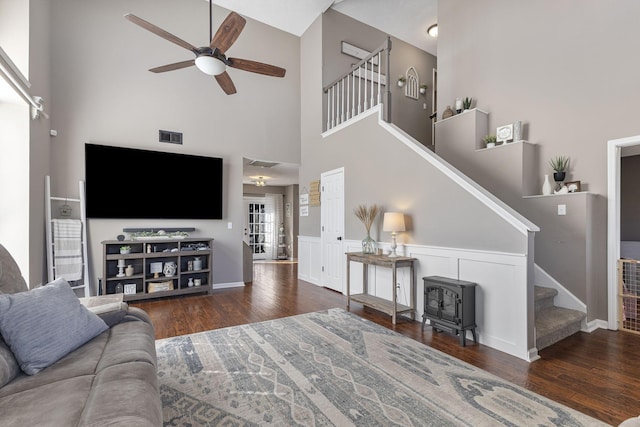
[85,143,223,219]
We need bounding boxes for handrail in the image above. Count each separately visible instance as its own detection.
[323,37,391,131]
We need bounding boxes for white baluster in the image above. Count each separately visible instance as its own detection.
[341,78,346,123]
[358,66,362,114]
[326,88,331,130]
[351,71,356,118]
[330,85,335,129]
[377,52,382,105]
[370,59,374,108]
[346,75,350,120]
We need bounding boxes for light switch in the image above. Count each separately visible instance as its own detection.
[558,204,566,216]
[227,222,233,229]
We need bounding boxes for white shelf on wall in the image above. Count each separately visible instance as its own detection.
[476,140,532,151]
[522,191,593,199]
[434,108,489,124]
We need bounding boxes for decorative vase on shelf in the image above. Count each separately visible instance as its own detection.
[125,265,134,277]
[542,174,553,195]
[455,97,463,113]
[362,233,376,254]
[443,105,454,119]
[513,120,523,141]
[163,261,177,277]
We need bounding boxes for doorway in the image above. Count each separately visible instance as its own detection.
[244,198,267,260]
[320,167,345,293]
[607,134,640,329]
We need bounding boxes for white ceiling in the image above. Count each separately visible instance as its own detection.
[226,0,438,187]
[214,0,437,55]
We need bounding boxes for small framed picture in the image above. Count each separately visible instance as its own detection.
[566,181,581,193]
[496,124,514,144]
[124,283,137,295]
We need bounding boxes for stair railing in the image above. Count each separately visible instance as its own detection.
[323,37,391,132]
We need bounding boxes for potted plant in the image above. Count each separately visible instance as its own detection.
[354,204,380,254]
[483,134,497,148]
[549,155,570,182]
[463,97,473,110]
[397,76,406,88]
[419,84,428,94]
[120,245,131,255]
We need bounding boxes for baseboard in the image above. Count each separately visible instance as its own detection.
[211,282,245,290]
[584,318,608,333]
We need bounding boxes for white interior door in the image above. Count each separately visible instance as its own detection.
[244,198,267,260]
[321,168,345,292]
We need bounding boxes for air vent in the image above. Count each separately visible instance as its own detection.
[248,160,279,168]
[159,130,183,145]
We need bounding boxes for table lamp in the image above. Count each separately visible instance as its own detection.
[383,212,405,258]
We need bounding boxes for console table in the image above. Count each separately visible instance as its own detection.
[345,252,417,324]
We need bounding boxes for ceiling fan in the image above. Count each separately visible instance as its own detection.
[124,0,286,95]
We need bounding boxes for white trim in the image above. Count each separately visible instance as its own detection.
[212,282,245,290]
[340,237,534,361]
[377,111,539,237]
[534,264,586,312]
[607,134,640,329]
[585,318,608,333]
[321,106,379,138]
[0,46,46,118]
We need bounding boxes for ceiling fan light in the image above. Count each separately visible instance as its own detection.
[427,24,438,38]
[195,55,226,75]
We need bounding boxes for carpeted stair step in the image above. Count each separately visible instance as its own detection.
[536,306,586,351]
[535,286,557,312]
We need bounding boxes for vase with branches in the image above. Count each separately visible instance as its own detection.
[354,204,380,254]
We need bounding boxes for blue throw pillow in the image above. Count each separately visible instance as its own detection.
[0,278,108,375]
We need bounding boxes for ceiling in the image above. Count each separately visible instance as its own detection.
[213,0,438,55]
[228,0,438,187]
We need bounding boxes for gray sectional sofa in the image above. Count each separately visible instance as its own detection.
[0,244,162,426]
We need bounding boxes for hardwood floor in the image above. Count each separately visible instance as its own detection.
[132,261,640,426]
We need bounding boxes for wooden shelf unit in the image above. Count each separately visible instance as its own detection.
[346,252,417,324]
[101,238,213,301]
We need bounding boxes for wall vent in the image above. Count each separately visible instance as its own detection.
[248,160,279,168]
[159,130,183,145]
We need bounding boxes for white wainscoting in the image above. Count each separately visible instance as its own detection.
[300,235,534,361]
[298,236,322,286]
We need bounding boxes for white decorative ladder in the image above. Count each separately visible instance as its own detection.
[45,175,91,297]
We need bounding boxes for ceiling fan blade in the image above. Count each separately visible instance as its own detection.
[124,13,197,52]
[215,71,237,95]
[228,58,286,78]
[211,12,246,54]
[149,60,195,73]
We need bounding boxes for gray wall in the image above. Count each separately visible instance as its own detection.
[322,9,436,147]
[29,0,53,285]
[438,0,640,194]
[302,15,527,254]
[48,0,300,290]
[436,0,640,320]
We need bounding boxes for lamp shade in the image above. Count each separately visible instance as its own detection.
[195,55,226,76]
[383,212,405,232]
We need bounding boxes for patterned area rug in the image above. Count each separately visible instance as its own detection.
[156,308,608,426]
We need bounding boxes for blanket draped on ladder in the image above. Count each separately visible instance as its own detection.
[52,218,83,281]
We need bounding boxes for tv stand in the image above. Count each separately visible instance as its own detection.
[101,237,213,301]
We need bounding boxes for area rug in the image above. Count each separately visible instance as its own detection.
[156,308,607,426]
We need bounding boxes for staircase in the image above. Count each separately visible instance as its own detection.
[535,286,586,350]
